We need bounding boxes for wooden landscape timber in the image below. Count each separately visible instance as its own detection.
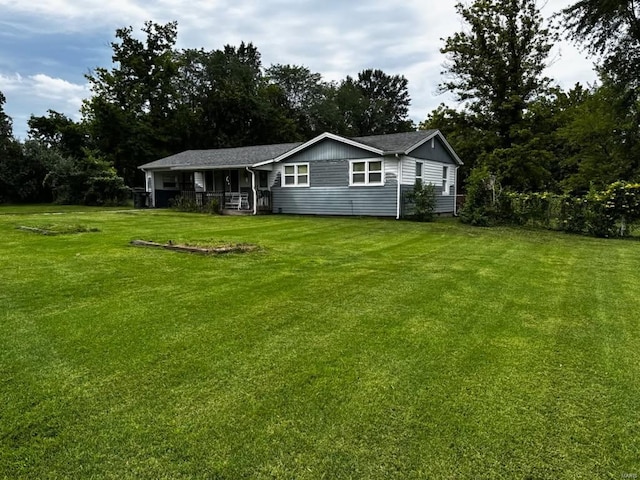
[130,239,258,254]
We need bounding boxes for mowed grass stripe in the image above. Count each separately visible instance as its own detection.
[1,206,639,478]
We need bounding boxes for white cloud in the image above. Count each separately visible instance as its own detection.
[30,74,89,104]
[1,72,88,108]
[0,73,25,92]
[0,72,88,138]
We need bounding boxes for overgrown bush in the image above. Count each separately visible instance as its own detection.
[492,181,640,238]
[406,180,437,222]
[503,192,565,229]
[170,195,219,214]
[44,152,129,206]
[460,165,640,238]
[560,196,588,234]
[0,140,55,203]
[459,165,502,226]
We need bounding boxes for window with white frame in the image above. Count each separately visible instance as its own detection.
[416,161,423,182]
[283,163,309,187]
[442,166,450,195]
[350,160,383,186]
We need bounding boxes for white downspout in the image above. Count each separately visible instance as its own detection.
[246,167,257,215]
[396,154,402,220]
[454,166,460,216]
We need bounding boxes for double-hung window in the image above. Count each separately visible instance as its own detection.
[442,166,450,195]
[416,161,424,183]
[283,163,309,187]
[350,160,383,186]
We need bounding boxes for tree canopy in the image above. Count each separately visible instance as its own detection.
[561,0,640,86]
[437,0,557,191]
[5,12,640,205]
[78,21,416,186]
[440,0,553,149]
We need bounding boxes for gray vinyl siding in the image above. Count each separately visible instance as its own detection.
[283,138,374,162]
[437,186,456,213]
[411,137,457,164]
[310,159,349,187]
[272,172,398,216]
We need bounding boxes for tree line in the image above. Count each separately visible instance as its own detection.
[1,0,639,205]
[427,0,640,197]
[0,21,413,204]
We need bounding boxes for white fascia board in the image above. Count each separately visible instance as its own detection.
[436,132,464,165]
[404,130,464,165]
[252,132,384,167]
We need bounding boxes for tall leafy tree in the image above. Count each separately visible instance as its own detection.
[0,91,32,202]
[28,110,88,160]
[0,91,12,141]
[266,64,329,138]
[439,0,556,191]
[334,69,413,136]
[441,0,553,149]
[557,79,640,193]
[561,0,640,86]
[83,21,180,185]
[174,43,298,149]
[266,67,414,137]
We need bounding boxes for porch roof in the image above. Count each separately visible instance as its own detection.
[139,142,303,170]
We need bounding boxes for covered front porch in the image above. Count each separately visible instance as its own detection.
[147,168,272,213]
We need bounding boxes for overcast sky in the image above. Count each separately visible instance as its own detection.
[0,0,598,140]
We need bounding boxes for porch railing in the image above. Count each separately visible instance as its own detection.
[256,190,271,212]
[178,190,271,213]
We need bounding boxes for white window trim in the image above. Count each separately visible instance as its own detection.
[442,165,450,195]
[282,163,310,187]
[349,159,385,186]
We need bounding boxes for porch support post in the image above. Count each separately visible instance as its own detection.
[247,167,257,215]
[396,154,402,220]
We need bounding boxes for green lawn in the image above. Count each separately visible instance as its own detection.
[1,206,639,479]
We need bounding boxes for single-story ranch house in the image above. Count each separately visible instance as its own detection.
[139,130,463,218]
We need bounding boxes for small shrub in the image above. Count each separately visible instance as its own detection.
[406,180,437,222]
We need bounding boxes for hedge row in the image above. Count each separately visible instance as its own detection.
[463,181,640,238]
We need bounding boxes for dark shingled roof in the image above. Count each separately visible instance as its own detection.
[139,130,440,170]
[351,130,437,153]
[139,142,303,170]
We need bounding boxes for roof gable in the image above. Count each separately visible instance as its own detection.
[277,137,379,164]
[255,132,383,166]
